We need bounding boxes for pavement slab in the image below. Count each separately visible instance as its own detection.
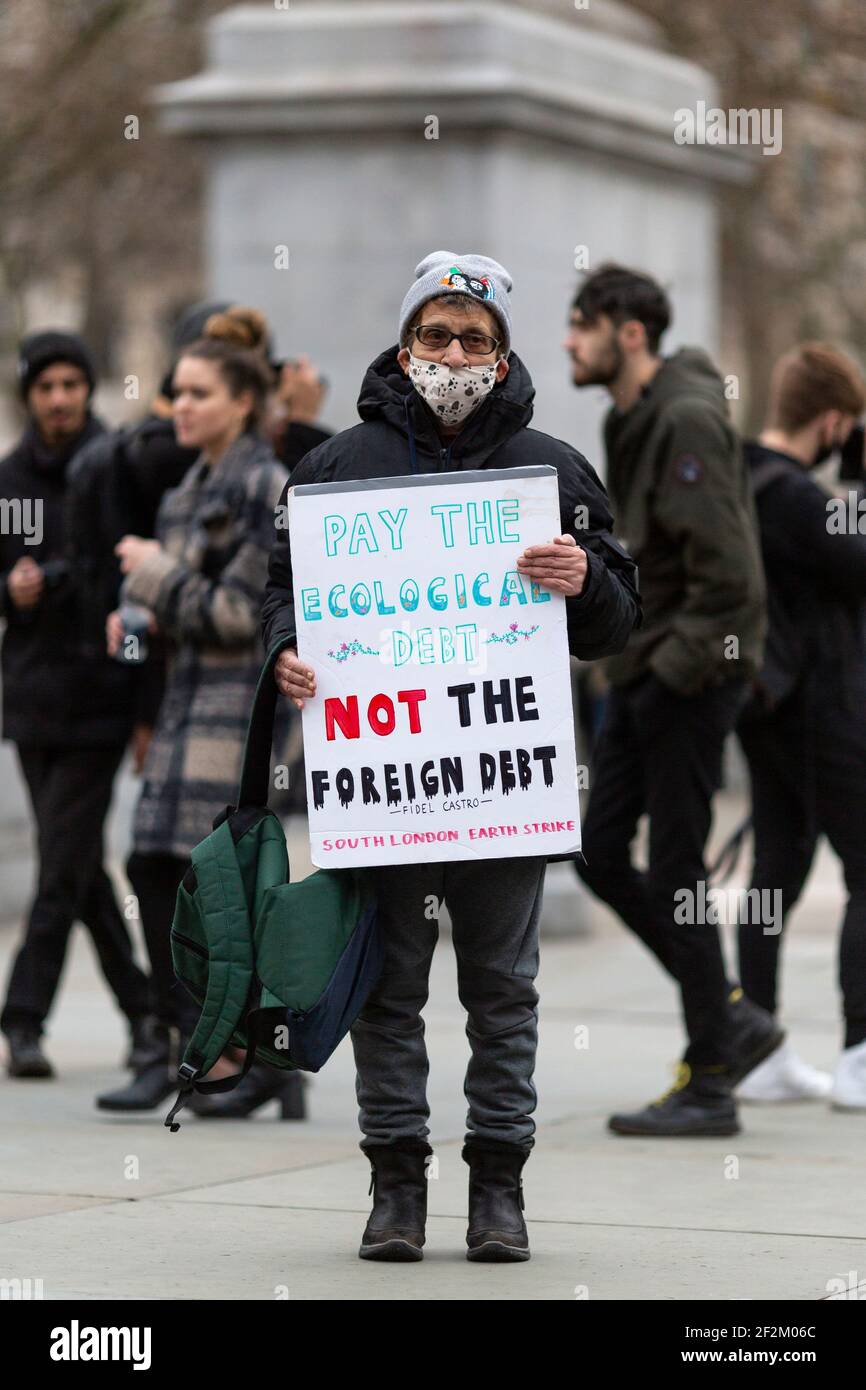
[0,791,861,1300]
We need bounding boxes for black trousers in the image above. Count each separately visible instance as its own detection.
[1,744,151,1035]
[126,851,198,1034]
[576,673,747,1069]
[738,694,866,1048]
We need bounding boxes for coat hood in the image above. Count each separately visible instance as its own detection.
[742,438,801,472]
[605,346,729,460]
[356,345,536,468]
[644,346,728,410]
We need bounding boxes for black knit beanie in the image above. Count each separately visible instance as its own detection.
[17,330,97,399]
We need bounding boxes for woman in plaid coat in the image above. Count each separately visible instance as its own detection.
[96,313,292,1115]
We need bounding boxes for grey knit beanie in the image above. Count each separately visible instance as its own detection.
[399,251,513,355]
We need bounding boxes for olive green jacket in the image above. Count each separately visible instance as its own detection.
[603,348,766,695]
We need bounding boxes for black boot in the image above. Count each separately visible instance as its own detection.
[97,1022,174,1112]
[97,1059,177,1111]
[4,1026,54,1079]
[359,1139,432,1262]
[463,1139,531,1262]
[125,1014,166,1072]
[608,1063,740,1137]
[190,1064,307,1119]
[727,986,785,1085]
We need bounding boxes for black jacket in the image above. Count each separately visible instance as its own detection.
[0,414,142,747]
[602,348,766,694]
[277,420,333,476]
[262,345,639,660]
[744,440,866,713]
[68,414,198,554]
[65,415,199,728]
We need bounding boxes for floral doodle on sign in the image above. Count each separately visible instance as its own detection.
[485,622,541,646]
[328,639,379,662]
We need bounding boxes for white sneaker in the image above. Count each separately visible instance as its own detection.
[737,1039,833,1102]
[831,1039,866,1111]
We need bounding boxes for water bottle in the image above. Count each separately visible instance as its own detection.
[114,602,150,665]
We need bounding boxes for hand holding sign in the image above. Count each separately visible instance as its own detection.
[275,648,317,709]
[516,533,587,596]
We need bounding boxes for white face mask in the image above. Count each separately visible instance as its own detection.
[407,353,499,425]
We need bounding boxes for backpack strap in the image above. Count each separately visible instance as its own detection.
[165,1015,265,1133]
[237,639,295,809]
[180,819,256,1066]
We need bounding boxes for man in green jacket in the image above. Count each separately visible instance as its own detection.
[565,263,781,1136]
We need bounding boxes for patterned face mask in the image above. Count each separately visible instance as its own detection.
[407,353,499,424]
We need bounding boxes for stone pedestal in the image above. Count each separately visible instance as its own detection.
[155,0,751,448]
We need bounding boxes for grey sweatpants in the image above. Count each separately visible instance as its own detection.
[349,855,546,1154]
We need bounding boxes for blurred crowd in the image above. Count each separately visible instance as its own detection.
[1,261,866,1175]
[0,301,324,1117]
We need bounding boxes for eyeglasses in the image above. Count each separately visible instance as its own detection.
[411,324,501,355]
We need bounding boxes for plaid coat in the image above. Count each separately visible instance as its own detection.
[122,432,287,857]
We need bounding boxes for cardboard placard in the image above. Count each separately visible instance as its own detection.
[289,465,581,866]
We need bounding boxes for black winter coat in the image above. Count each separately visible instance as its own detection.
[65,415,199,728]
[602,348,766,694]
[0,415,145,748]
[744,440,866,715]
[262,346,640,660]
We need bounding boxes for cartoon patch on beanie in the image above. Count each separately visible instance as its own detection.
[439,267,495,303]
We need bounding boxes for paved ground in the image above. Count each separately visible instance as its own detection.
[0,767,863,1301]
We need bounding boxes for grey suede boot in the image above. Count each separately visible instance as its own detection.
[463,1139,531,1262]
[359,1139,433,1262]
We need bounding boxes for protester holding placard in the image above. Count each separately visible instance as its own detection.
[262,251,639,1263]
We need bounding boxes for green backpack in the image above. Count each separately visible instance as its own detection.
[164,642,383,1132]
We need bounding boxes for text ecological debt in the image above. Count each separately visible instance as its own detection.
[290,470,580,864]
